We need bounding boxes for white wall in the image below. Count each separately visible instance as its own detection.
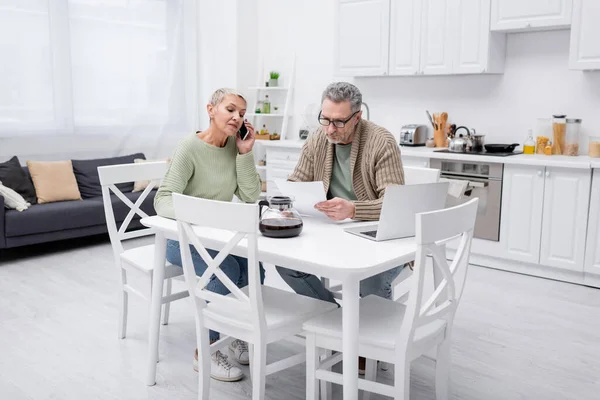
[251,1,600,152]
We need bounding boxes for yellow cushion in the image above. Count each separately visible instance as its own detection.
[26,160,82,204]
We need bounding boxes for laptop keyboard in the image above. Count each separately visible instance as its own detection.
[362,230,378,238]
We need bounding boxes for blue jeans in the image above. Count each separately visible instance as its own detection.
[276,265,403,304]
[166,239,265,342]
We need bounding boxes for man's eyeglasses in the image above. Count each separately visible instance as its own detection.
[318,110,359,128]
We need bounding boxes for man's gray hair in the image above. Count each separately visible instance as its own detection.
[321,82,362,112]
[209,88,246,106]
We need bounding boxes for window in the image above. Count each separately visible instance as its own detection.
[0,0,197,135]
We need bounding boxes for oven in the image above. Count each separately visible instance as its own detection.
[430,159,503,241]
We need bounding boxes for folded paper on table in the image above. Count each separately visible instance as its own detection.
[273,179,327,218]
[440,178,469,199]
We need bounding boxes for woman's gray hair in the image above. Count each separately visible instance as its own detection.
[209,88,246,106]
[321,82,362,112]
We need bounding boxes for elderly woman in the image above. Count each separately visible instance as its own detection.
[154,88,262,382]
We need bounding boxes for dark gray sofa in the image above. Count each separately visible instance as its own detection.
[0,166,157,249]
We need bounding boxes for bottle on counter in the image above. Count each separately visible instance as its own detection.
[544,140,553,156]
[523,130,535,154]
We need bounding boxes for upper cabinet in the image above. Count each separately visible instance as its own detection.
[490,0,573,31]
[454,0,506,74]
[335,0,391,76]
[338,0,506,77]
[388,0,421,75]
[569,0,600,70]
[420,0,454,75]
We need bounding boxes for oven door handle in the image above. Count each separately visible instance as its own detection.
[467,181,488,189]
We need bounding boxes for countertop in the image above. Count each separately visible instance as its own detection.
[257,140,598,169]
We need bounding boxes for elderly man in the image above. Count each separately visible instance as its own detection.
[276,81,405,309]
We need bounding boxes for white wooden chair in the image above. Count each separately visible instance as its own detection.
[322,166,442,302]
[304,198,478,400]
[172,193,338,400]
[98,162,188,340]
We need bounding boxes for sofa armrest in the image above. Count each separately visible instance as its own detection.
[0,195,5,249]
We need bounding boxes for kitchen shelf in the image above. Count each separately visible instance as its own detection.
[248,86,288,91]
[256,165,266,171]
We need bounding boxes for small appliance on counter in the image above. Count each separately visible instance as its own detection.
[399,124,428,146]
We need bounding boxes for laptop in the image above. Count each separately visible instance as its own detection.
[344,182,449,241]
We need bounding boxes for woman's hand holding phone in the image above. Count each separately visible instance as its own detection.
[236,119,255,154]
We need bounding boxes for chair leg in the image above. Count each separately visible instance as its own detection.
[197,324,211,400]
[248,344,254,381]
[251,341,267,400]
[319,350,332,400]
[435,339,451,400]
[362,359,378,400]
[161,278,172,325]
[394,358,410,400]
[118,268,128,339]
[306,333,319,400]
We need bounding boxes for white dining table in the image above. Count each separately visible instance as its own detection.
[141,215,417,400]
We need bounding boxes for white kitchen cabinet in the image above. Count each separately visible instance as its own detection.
[569,0,600,70]
[490,0,573,31]
[540,167,591,272]
[420,0,454,75]
[584,169,600,277]
[454,0,506,74]
[388,0,421,75]
[336,0,391,76]
[499,164,545,264]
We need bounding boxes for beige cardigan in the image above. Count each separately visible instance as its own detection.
[288,119,405,221]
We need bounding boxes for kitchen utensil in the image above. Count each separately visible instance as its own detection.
[258,196,303,238]
[484,143,520,153]
[470,134,486,152]
[425,110,435,129]
[399,124,428,146]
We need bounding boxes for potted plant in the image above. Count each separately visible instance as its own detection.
[269,71,280,87]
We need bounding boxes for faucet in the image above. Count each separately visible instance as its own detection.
[361,102,370,121]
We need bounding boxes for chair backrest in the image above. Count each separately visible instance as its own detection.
[98,161,168,255]
[398,198,478,348]
[172,193,265,330]
[403,166,440,185]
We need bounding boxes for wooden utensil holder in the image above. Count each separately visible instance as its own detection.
[434,127,447,148]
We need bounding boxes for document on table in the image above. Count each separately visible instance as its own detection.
[273,179,327,218]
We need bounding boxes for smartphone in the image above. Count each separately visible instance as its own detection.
[238,122,249,140]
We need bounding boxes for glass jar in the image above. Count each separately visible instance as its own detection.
[535,118,552,154]
[589,136,600,158]
[564,118,582,156]
[552,114,567,155]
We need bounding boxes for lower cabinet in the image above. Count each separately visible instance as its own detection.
[401,155,430,168]
[491,164,591,273]
[584,169,600,278]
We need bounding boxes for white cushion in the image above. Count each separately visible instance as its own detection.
[0,180,31,212]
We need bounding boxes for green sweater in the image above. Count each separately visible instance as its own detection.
[154,133,261,219]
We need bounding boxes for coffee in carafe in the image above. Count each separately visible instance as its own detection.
[258,196,303,238]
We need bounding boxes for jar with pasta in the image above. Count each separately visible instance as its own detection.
[535,118,552,154]
[552,114,566,155]
[589,136,600,158]
[564,119,581,156]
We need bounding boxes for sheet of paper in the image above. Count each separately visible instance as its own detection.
[273,179,327,218]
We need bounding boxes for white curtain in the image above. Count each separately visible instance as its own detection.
[0,0,198,158]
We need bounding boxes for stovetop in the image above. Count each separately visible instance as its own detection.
[434,150,523,157]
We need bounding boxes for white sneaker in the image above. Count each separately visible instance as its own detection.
[229,339,250,365]
[193,350,244,382]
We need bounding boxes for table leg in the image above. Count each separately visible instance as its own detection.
[342,278,360,400]
[146,233,167,386]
